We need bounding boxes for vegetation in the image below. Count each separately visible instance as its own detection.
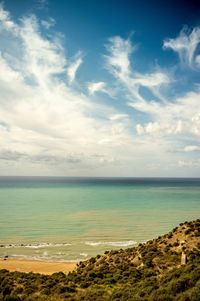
[0,219,200,300]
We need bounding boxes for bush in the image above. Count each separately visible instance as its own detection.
[170,279,186,294]
[2,286,12,297]
[190,282,200,301]
[4,296,21,301]
[13,287,23,294]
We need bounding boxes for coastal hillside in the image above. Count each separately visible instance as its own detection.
[0,219,200,300]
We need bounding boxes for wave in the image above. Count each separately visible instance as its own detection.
[0,240,137,250]
[84,240,137,247]
[80,253,88,257]
[24,243,71,249]
[0,243,72,249]
[1,254,80,262]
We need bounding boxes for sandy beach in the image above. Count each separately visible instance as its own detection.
[0,259,77,275]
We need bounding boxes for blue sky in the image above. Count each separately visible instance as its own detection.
[0,0,200,176]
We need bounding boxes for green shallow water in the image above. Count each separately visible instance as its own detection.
[0,177,200,261]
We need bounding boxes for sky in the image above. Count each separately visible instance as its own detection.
[0,0,200,177]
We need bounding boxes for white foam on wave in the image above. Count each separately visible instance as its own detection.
[85,240,137,247]
[0,242,72,249]
[56,252,65,255]
[85,242,102,246]
[80,252,88,257]
[24,243,72,248]
[4,254,80,262]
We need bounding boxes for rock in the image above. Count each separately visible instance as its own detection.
[181,252,187,265]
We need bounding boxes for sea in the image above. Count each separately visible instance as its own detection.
[0,177,200,262]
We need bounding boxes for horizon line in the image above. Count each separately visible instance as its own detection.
[0,176,200,179]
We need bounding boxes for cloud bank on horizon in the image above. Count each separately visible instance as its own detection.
[0,2,200,177]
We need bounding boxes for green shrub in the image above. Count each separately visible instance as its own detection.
[4,296,21,301]
[169,279,187,294]
[190,281,200,301]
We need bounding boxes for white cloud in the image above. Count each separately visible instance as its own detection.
[0,6,135,175]
[41,18,56,29]
[109,114,128,121]
[136,124,144,135]
[135,119,184,138]
[88,81,106,95]
[184,145,200,152]
[196,55,200,67]
[163,26,200,67]
[67,53,83,83]
[88,81,115,98]
[105,36,132,76]
[133,87,200,139]
[0,6,199,176]
[104,35,200,144]
[0,4,16,32]
[105,35,170,104]
[178,160,200,168]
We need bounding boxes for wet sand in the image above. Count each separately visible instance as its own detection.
[0,259,77,275]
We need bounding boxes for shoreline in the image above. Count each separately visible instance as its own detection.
[0,259,78,275]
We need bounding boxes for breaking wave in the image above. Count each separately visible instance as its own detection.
[84,240,137,247]
[0,243,71,249]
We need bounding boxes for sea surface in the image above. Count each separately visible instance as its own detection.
[0,177,200,261]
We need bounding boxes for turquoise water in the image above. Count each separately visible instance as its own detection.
[0,177,200,261]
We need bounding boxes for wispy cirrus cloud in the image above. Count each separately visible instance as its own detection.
[103,31,200,143]
[196,55,200,67]
[163,26,200,68]
[88,81,106,95]
[0,4,200,176]
[35,0,48,10]
[109,114,128,121]
[0,4,133,175]
[87,81,115,98]
[105,36,170,104]
[67,51,83,84]
[102,29,200,176]
[41,17,55,29]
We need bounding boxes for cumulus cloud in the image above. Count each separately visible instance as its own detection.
[184,145,200,152]
[136,124,144,135]
[133,88,200,138]
[135,119,183,138]
[163,26,200,67]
